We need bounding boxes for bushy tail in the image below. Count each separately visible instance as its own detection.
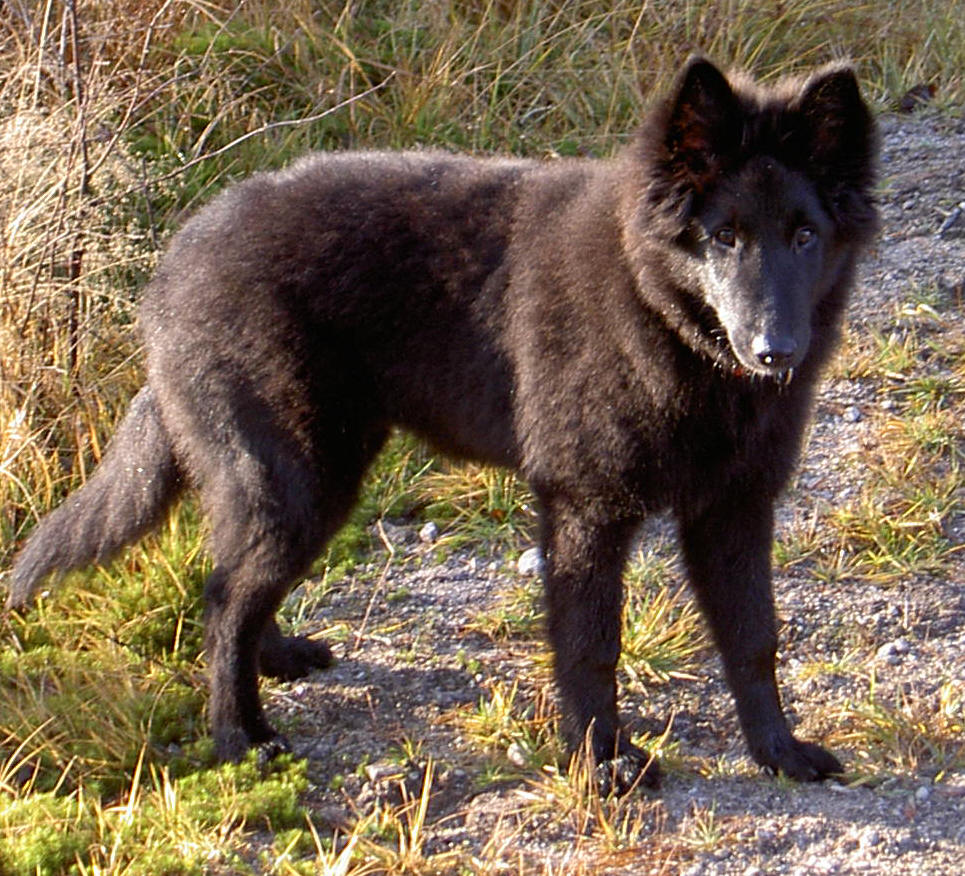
[6,385,183,609]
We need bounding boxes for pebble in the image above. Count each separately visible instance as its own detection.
[875,637,911,664]
[843,405,863,422]
[506,741,528,767]
[378,521,413,545]
[364,762,402,784]
[756,827,777,847]
[419,521,440,543]
[517,546,544,576]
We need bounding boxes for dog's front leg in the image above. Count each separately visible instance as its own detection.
[678,490,843,781]
[539,502,658,793]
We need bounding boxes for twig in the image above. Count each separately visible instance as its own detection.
[350,518,397,655]
[145,74,395,189]
[84,0,176,182]
[64,0,90,378]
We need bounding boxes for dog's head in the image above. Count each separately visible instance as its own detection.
[627,58,878,379]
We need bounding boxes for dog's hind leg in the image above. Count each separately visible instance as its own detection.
[196,424,386,761]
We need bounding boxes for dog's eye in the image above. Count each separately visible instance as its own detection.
[793,226,817,249]
[713,227,737,247]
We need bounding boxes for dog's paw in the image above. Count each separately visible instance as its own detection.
[757,736,843,782]
[214,727,292,764]
[595,745,661,796]
[254,734,292,768]
[259,634,334,680]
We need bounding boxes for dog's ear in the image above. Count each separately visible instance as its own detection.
[796,66,875,191]
[661,58,742,192]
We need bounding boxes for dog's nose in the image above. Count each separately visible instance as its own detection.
[752,334,797,369]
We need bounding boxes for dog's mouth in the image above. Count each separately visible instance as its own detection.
[729,337,804,382]
[732,360,796,383]
[690,300,804,382]
[713,327,803,382]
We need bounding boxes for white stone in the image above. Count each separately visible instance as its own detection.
[507,741,528,767]
[517,546,544,576]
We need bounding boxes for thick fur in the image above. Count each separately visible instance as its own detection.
[6,59,877,791]
[9,386,182,590]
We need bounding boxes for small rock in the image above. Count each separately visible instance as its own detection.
[506,741,528,767]
[875,639,909,664]
[517,547,544,576]
[419,521,440,543]
[898,82,936,113]
[875,643,900,664]
[365,762,403,784]
[313,805,353,832]
[897,833,919,852]
[843,405,862,423]
[377,521,415,545]
[915,785,931,803]
[756,827,777,848]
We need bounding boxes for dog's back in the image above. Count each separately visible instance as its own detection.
[146,152,545,465]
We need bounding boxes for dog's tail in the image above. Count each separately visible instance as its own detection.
[6,385,183,609]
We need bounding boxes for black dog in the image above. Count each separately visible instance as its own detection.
[7,58,878,792]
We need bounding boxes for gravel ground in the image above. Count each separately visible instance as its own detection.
[267,110,965,874]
